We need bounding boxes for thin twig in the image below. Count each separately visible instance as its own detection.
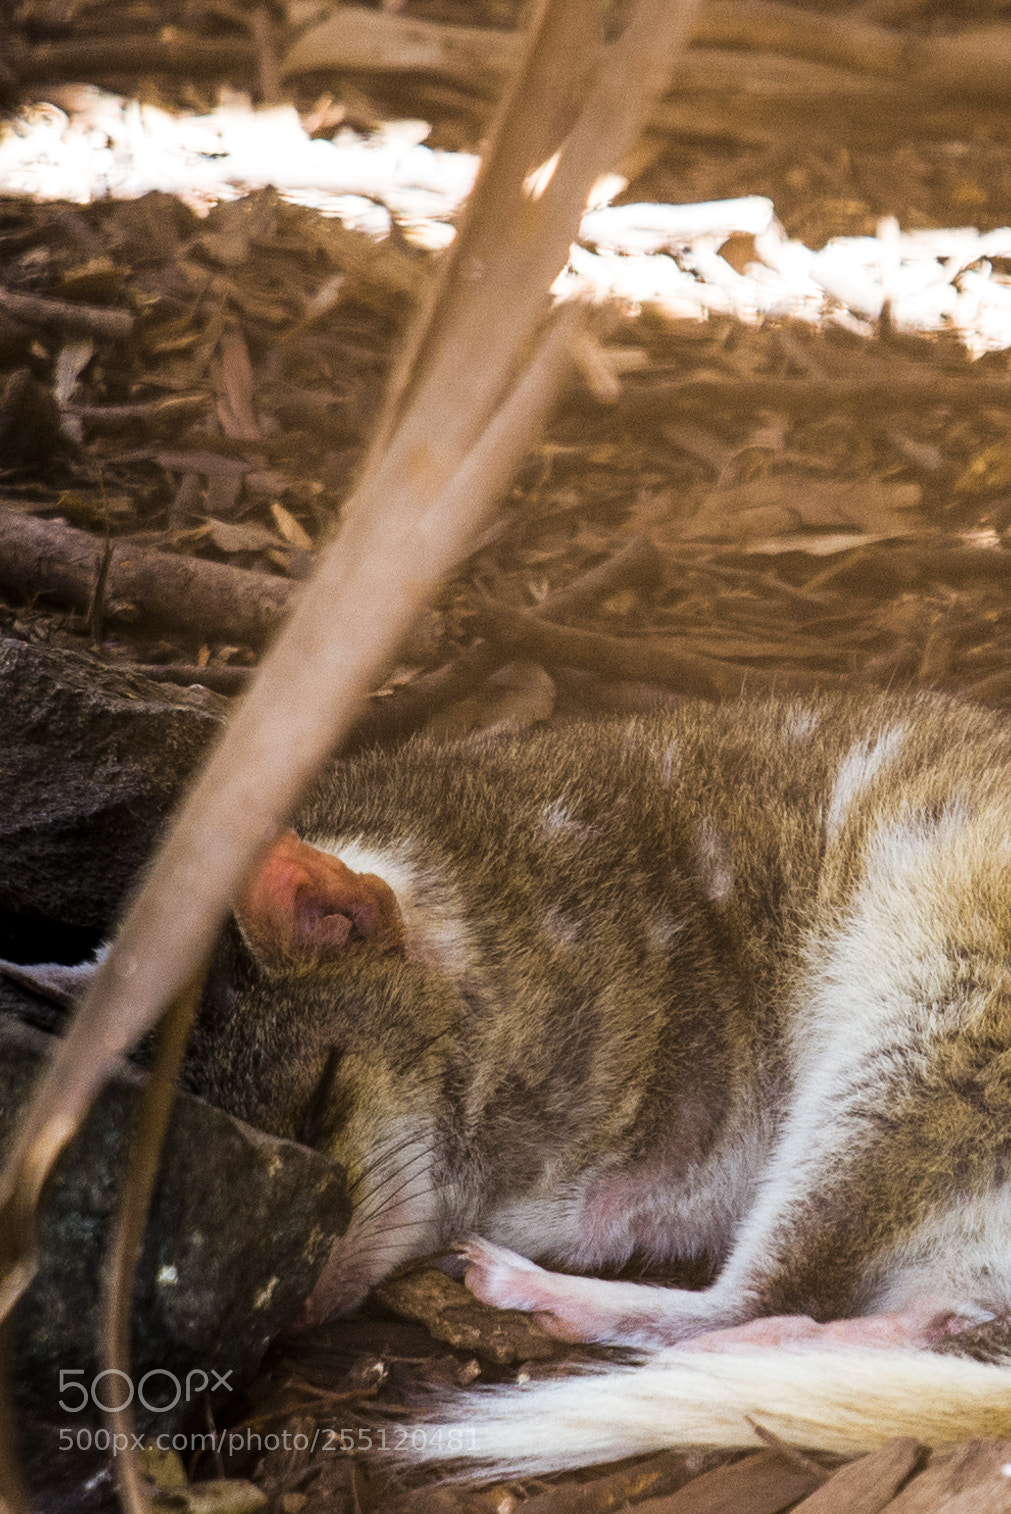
[87,534,114,647]
[0,1315,28,1512]
[101,972,206,1514]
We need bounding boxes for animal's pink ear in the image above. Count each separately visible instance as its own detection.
[237,831,405,965]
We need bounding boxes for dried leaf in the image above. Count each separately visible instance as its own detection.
[955,436,1011,495]
[883,1440,1011,1513]
[688,476,922,540]
[53,490,134,526]
[204,518,286,555]
[168,1482,267,1514]
[426,660,556,737]
[53,257,122,303]
[213,327,260,441]
[53,339,94,406]
[140,1445,187,1494]
[270,501,314,550]
[793,1438,922,1514]
[643,1450,823,1514]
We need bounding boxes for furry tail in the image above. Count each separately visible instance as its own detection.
[403,1348,1011,1479]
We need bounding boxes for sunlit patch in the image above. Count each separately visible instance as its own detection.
[0,91,477,245]
[4,90,1011,351]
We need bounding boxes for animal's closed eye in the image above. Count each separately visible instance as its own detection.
[299,1046,344,1148]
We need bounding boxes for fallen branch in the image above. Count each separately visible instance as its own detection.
[472,597,729,697]
[348,533,663,747]
[0,286,134,342]
[471,595,857,699]
[8,0,916,102]
[0,522,661,719]
[17,37,257,85]
[17,6,1011,145]
[281,6,515,95]
[616,373,1011,421]
[0,510,293,646]
[696,1,904,76]
[282,2,1011,108]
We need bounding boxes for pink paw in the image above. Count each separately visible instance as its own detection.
[459,1239,553,1309]
[457,1239,592,1342]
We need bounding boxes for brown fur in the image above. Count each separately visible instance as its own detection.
[180,690,1011,1468]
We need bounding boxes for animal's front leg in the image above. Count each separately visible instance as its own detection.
[459,1239,742,1345]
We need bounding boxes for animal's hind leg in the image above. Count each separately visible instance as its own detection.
[461,1239,990,1349]
[462,978,1011,1350]
[460,1239,747,1345]
[683,1300,993,1353]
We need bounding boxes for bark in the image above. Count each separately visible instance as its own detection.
[0,287,134,342]
[0,509,293,646]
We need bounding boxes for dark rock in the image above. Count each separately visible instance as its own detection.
[0,638,349,1508]
[1,1008,350,1511]
[0,636,223,936]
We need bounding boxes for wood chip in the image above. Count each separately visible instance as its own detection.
[629,1449,824,1514]
[792,1439,923,1513]
[374,1268,560,1365]
[882,1441,1011,1514]
[516,1451,696,1514]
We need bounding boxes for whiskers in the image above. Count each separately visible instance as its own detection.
[332,1122,447,1296]
[315,1034,462,1306]
[350,1128,437,1207]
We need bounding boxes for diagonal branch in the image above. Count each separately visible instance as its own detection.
[0,3,702,1503]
